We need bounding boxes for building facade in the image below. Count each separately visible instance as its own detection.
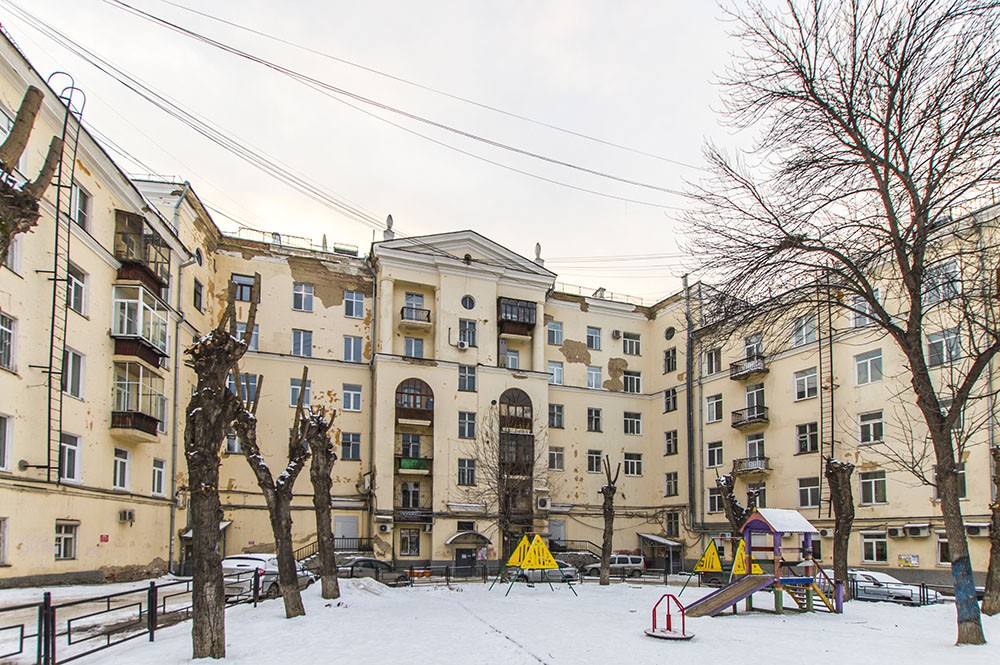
[0,31,996,587]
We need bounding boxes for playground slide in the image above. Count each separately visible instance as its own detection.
[684,575,774,618]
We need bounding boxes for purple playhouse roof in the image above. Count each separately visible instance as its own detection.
[748,509,819,534]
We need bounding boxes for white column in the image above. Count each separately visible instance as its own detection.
[532,301,545,372]
[378,278,394,354]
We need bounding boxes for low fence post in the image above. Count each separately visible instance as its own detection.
[445,566,450,585]
[252,569,260,607]
[42,591,55,665]
[147,581,158,641]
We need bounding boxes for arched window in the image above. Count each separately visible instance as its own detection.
[395,379,433,410]
[401,481,420,508]
[499,388,532,431]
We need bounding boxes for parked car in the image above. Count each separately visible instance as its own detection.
[338,556,410,586]
[221,554,317,599]
[822,568,942,605]
[582,554,646,578]
[515,560,579,582]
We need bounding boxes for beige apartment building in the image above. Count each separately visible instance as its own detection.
[0,30,995,588]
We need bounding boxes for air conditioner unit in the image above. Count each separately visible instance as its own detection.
[611,330,622,339]
[118,509,135,523]
[457,340,469,350]
[966,525,988,537]
[819,529,829,537]
[423,524,433,533]
[378,523,391,533]
[907,526,930,538]
[536,496,551,511]
[887,527,904,538]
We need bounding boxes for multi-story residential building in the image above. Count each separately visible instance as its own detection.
[0,30,995,588]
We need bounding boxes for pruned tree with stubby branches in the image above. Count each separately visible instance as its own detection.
[231,365,311,618]
[303,403,341,600]
[183,273,260,659]
[598,456,621,586]
[685,0,1000,644]
[825,457,856,602]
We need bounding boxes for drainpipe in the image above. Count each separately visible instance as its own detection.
[366,256,378,541]
[167,181,193,574]
[683,275,698,532]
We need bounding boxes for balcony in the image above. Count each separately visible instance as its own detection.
[731,405,769,429]
[114,210,170,293]
[398,306,432,332]
[733,456,771,475]
[112,285,169,365]
[393,507,433,524]
[111,361,164,442]
[497,297,536,337]
[396,456,432,475]
[395,379,434,425]
[111,411,159,440]
[730,355,769,380]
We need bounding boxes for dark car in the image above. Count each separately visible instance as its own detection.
[337,557,410,587]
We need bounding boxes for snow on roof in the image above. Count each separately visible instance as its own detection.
[753,509,819,534]
[638,533,682,547]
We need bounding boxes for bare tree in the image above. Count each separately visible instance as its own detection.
[304,403,341,600]
[183,274,260,658]
[984,445,1000,614]
[716,473,752,534]
[0,85,63,264]
[825,457,856,602]
[598,456,621,586]
[685,0,1000,644]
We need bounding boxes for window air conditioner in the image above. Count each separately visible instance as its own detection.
[118,509,136,523]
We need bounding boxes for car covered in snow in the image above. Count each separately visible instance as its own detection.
[337,556,410,586]
[822,568,942,605]
[222,554,317,599]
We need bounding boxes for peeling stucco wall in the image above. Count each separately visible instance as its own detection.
[603,357,628,391]
[558,339,591,364]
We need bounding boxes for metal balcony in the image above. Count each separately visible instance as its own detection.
[396,456,432,475]
[393,508,433,524]
[732,456,771,475]
[110,411,160,442]
[730,355,769,380]
[731,406,769,429]
[399,306,432,331]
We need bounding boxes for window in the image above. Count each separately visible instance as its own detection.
[623,371,642,394]
[624,412,642,435]
[67,263,87,314]
[458,412,476,439]
[708,488,723,513]
[792,314,817,346]
[461,295,475,310]
[797,422,818,454]
[0,414,9,470]
[404,336,424,358]
[59,433,80,482]
[548,404,564,429]
[663,347,677,373]
[859,411,883,444]
[587,365,602,389]
[293,282,314,312]
[2,234,21,272]
[1,313,15,371]
[548,447,564,471]
[62,349,84,399]
[345,290,365,318]
[0,517,7,565]
[235,322,259,351]
[587,408,602,432]
[504,349,519,369]
[459,319,477,347]
[547,321,563,345]
[925,261,960,304]
[292,329,313,357]
[400,528,420,556]
[459,365,477,392]
[401,433,420,458]
[290,378,311,407]
[812,539,823,561]
[855,349,883,385]
[799,477,820,508]
[400,481,420,508]
[624,453,643,476]
[928,328,960,367]
[225,428,241,454]
[458,458,476,485]
[586,326,601,350]
[745,382,765,414]
[232,274,255,302]
[664,430,678,456]
[707,441,723,468]
[704,348,722,375]
[341,433,361,460]
[548,361,563,385]
[749,481,767,508]
[861,533,888,563]
[227,374,258,401]
[152,459,165,496]
[587,449,602,473]
[852,290,879,327]
[744,333,763,358]
[860,471,887,504]
[344,335,363,362]
[706,394,723,423]
[665,472,679,496]
[193,279,204,312]
[746,432,765,458]
[794,367,818,400]
[340,384,362,412]
[404,292,424,314]
[55,522,78,560]
[665,512,680,538]
[622,332,641,355]
[71,183,91,229]
[663,388,677,412]
[113,448,129,490]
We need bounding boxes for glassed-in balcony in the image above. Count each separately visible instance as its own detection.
[497,298,536,337]
[112,285,169,366]
[111,361,165,441]
[114,210,170,293]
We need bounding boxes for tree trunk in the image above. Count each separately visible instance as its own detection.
[270,490,306,618]
[307,413,340,600]
[598,456,621,586]
[188,444,226,659]
[0,86,42,170]
[824,457,856,602]
[717,474,748,533]
[982,445,1000,615]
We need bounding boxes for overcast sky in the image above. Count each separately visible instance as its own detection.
[3,0,750,301]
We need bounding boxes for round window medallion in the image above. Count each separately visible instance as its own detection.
[461,295,475,310]
[664,326,676,340]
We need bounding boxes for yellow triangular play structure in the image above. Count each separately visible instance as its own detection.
[692,540,722,573]
[731,539,764,575]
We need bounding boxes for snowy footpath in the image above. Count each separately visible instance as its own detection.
[4,578,999,664]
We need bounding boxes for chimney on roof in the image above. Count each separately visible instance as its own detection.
[383,214,395,241]
[534,242,544,267]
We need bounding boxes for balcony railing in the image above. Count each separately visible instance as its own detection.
[396,456,432,473]
[112,285,169,361]
[111,410,159,436]
[393,508,433,524]
[730,355,769,380]
[731,405,769,428]
[111,361,165,439]
[400,306,431,323]
[733,456,771,475]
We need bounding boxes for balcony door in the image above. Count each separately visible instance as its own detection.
[746,383,765,416]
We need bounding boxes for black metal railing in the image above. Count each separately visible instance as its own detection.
[732,456,771,474]
[548,539,603,558]
[293,537,374,561]
[400,306,431,323]
[730,355,768,379]
[731,405,769,428]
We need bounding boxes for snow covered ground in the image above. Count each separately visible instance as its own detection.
[4,578,999,664]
